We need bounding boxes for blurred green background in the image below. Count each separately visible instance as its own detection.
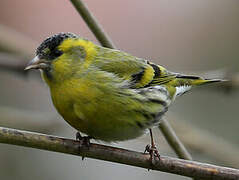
[0,0,238,180]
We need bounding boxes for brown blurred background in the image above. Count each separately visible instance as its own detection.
[0,0,238,180]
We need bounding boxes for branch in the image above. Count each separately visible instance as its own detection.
[0,127,238,180]
[0,24,37,75]
[0,106,61,133]
[2,105,238,167]
[70,0,115,48]
[0,52,28,75]
[159,118,192,160]
[171,117,239,168]
[0,24,37,57]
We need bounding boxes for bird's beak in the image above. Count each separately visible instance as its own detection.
[24,56,49,70]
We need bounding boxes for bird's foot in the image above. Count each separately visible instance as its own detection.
[75,132,92,160]
[76,132,92,147]
[144,144,160,166]
[144,128,160,170]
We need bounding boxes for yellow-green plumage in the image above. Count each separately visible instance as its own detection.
[26,33,222,142]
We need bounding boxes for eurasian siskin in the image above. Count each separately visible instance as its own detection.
[25,32,222,159]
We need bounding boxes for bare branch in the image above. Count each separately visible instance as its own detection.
[171,118,239,168]
[0,24,37,56]
[0,127,238,180]
[0,106,61,132]
[0,52,27,75]
[2,106,238,168]
[159,118,192,160]
[70,0,115,48]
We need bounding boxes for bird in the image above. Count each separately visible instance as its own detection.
[25,32,222,161]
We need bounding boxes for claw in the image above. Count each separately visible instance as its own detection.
[75,132,92,147]
[144,143,160,166]
[76,131,82,141]
[75,132,92,160]
[144,129,160,168]
[144,144,151,154]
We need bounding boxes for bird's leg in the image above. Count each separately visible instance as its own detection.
[144,128,160,165]
[75,132,92,148]
[75,132,93,160]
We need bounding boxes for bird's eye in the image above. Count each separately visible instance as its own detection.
[52,49,63,58]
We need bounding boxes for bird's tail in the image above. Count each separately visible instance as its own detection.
[171,74,225,97]
[175,74,225,86]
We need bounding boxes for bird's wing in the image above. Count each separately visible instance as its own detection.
[94,47,176,88]
[144,62,176,87]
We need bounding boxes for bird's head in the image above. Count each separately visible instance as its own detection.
[25,32,79,71]
[25,32,96,82]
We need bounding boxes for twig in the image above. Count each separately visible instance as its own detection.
[171,118,239,168]
[0,106,61,133]
[159,118,192,160]
[0,52,28,75]
[2,105,238,168]
[70,0,115,48]
[0,24,37,57]
[0,24,37,74]
[0,127,238,180]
